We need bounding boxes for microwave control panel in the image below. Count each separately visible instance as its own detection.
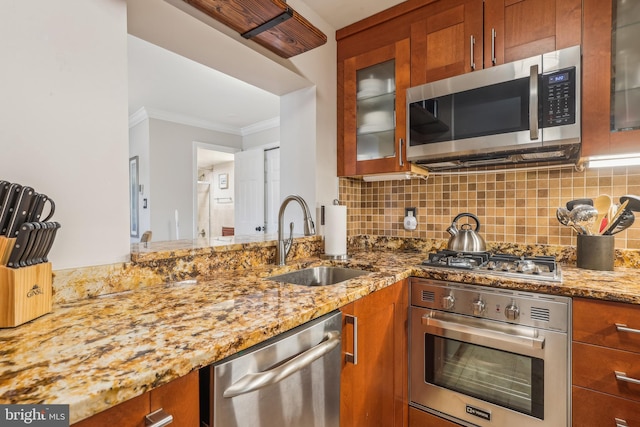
[541,67,576,128]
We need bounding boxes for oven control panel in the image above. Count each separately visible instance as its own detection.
[410,277,570,332]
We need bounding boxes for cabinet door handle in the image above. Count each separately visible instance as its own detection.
[615,370,640,385]
[529,64,539,140]
[470,35,476,70]
[145,408,173,427]
[491,28,497,65]
[615,418,629,427]
[616,323,640,334]
[399,138,405,167]
[345,314,358,365]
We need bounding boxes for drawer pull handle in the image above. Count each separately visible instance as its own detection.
[615,371,640,385]
[145,409,173,427]
[615,418,628,427]
[616,323,640,334]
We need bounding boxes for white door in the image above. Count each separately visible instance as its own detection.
[234,148,265,235]
[264,147,280,234]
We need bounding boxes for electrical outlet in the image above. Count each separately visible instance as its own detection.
[405,207,416,217]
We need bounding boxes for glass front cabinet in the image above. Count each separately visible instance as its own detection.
[339,39,412,176]
[582,0,640,157]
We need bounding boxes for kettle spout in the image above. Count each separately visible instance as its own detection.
[446,223,458,236]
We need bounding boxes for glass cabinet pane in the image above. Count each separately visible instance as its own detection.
[356,60,396,161]
[611,0,640,131]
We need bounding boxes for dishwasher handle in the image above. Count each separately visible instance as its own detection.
[223,330,341,398]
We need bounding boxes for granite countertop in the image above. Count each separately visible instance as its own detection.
[2,249,640,423]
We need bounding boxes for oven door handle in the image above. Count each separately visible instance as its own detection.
[422,315,545,350]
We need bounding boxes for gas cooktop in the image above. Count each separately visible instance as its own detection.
[420,250,561,282]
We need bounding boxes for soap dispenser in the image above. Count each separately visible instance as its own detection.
[404,208,417,231]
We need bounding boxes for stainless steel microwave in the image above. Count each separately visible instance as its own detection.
[406,45,581,170]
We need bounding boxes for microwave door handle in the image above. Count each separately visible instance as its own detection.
[421,315,545,350]
[529,64,539,140]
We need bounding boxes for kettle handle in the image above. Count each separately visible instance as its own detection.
[452,213,481,232]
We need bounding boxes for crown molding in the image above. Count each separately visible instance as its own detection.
[129,107,280,137]
[241,117,280,136]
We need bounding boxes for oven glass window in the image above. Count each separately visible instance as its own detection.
[425,335,544,419]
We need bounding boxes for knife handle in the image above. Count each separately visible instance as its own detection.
[6,186,35,238]
[41,196,55,222]
[41,222,61,263]
[7,223,35,268]
[0,184,22,235]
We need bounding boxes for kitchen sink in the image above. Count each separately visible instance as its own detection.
[267,266,369,286]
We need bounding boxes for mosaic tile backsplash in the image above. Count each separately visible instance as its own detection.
[339,165,640,249]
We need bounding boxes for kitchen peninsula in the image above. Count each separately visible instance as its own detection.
[3,236,640,424]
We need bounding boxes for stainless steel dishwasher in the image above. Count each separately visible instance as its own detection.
[204,311,342,427]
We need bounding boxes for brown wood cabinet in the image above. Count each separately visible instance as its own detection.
[72,370,199,427]
[572,298,640,427]
[336,0,581,176]
[339,39,411,176]
[582,0,640,157]
[484,0,581,68]
[410,0,483,86]
[340,279,408,427]
[409,406,462,427]
[410,0,580,85]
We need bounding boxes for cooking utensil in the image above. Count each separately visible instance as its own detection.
[6,222,35,268]
[40,222,61,263]
[569,204,599,235]
[446,213,486,252]
[593,194,612,235]
[608,208,635,235]
[602,200,629,235]
[5,186,36,238]
[27,193,55,222]
[0,183,22,235]
[619,195,640,212]
[566,198,593,211]
[556,207,583,234]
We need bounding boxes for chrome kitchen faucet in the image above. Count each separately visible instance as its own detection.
[276,195,315,266]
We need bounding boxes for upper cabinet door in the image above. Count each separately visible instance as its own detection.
[582,0,640,157]
[410,0,483,86]
[484,0,581,68]
[340,39,411,176]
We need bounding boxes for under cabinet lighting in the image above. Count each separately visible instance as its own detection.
[362,173,421,182]
[587,153,640,168]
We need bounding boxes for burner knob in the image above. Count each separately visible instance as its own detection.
[472,299,486,316]
[504,303,520,321]
[442,294,455,310]
[487,261,497,270]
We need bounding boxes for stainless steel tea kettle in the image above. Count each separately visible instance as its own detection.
[446,213,486,252]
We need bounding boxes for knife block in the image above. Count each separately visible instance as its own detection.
[0,262,52,327]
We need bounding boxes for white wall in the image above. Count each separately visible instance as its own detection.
[0,0,338,270]
[287,0,339,211]
[0,0,130,269]
[148,119,242,241]
[242,126,280,150]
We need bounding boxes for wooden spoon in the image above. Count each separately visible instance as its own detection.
[593,194,612,235]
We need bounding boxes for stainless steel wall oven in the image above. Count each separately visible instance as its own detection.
[409,278,571,426]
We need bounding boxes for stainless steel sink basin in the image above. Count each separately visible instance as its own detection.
[267,266,369,286]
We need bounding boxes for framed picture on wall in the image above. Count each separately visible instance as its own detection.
[219,173,228,189]
[129,156,139,237]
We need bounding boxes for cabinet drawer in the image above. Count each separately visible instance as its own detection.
[573,342,640,402]
[574,298,640,353]
[409,406,462,427]
[573,386,640,427]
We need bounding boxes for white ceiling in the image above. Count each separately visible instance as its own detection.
[302,0,405,31]
[127,0,405,134]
